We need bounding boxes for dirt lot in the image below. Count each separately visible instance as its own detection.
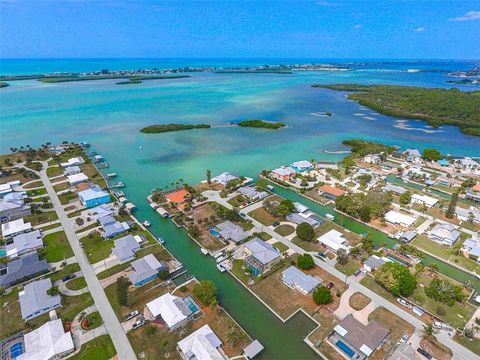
[190,203,226,251]
[421,336,452,360]
[349,292,371,311]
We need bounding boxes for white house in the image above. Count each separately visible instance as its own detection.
[211,172,239,187]
[363,154,381,164]
[411,194,438,208]
[177,325,224,360]
[1,218,32,239]
[428,223,461,246]
[67,172,89,185]
[146,293,193,330]
[282,266,320,294]
[384,210,416,227]
[60,156,84,168]
[317,229,350,254]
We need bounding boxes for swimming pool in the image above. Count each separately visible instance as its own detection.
[184,296,200,313]
[0,249,6,257]
[10,342,24,358]
[209,228,220,237]
[336,340,355,357]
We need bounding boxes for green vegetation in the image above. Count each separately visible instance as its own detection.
[399,191,412,205]
[38,74,189,83]
[193,280,217,306]
[274,224,295,236]
[71,335,116,360]
[335,259,362,276]
[264,198,295,217]
[140,123,211,133]
[296,222,315,242]
[425,278,466,306]
[272,241,289,253]
[422,148,443,161]
[342,139,396,156]
[313,286,332,305]
[38,231,74,262]
[314,84,480,136]
[237,119,286,129]
[336,190,392,222]
[116,276,130,306]
[297,254,314,270]
[83,311,102,330]
[374,262,417,297]
[66,277,87,291]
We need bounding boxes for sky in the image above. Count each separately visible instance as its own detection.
[1,0,480,59]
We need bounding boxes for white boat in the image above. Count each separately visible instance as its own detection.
[158,237,165,244]
[143,220,151,227]
[325,213,335,221]
[200,248,209,256]
[106,172,117,179]
[217,264,227,273]
[216,255,227,264]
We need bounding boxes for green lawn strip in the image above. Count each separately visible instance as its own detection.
[80,232,115,264]
[24,211,58,226]
[274,224,295,236]
[256,232,272,241]
[71,335,116,360]
[227,194,246,208]
[38,222,62,231]
[75,222,99,234]
[360,275,396,302]
[80,163,107,189]
[84,311,102,330]
[53,182,70,192]
[46,166,63,178]
[58,191,78,205]
[23,180,44,189]
[453,335,480,355]
[247,207,279,226]
[231,259,254,284]
[335,259,362,276]
[272,241,289,253]
[31,195,50,203]
[38,231,74,262]
[26,188,47,197]
[50,263,81,282]
[291,236,321,252]
[66,277,87,291]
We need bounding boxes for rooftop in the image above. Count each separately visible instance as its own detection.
[19,278,61,320]
[177,324,223,360]
[282,266,320,293]
[318,184,346,197]
[245,238,281,265]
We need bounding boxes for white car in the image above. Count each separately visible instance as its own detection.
[132,319,145,330]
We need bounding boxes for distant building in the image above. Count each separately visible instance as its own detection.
[67,172,89,185]
[60,156,84,168]
[437,159,450,167]
[211,172,239,186]
[63,165,81,176]
[177,324,224,360]
[19,278,61,321]
[411,194,438,208]
[99,215,130,239]
[466,185,480,202]
[6,230,43,258]
[384,210,416,227]
[428,223,461,246]
[164,188,191,211]
[0,180,21,197]
[146,293,197,330]
[455,206,480,223]
[78,185,110,208]
[318,185,346,200]
[112,234,141,263]
[0,252,49,289]
[0,191,31,223]
[363,255,387,273]
[282,266,320,294]
[243,238,281,276]
[396,230,417,243]
[1,218,32,239]
[289,160,314,173]
[286,212,320,228]
[216,220,250,244]
[363,154,381,164]
[317,229,350,254]
[271,167,296,182]
[461,237,480,263]
[383,183,407,195]
[237,186,268,201]
[128,254,167,287]
[403,149,421,163]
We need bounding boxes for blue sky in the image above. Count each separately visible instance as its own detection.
[1,0,479,59]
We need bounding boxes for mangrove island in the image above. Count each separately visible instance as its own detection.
[237,119,286,129]
[140,123,211,133]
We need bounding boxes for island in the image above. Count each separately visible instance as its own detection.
[0,82,9,88]
[140,124,211,133]
[313,84,480,136]
[237,119,286,129]
[38,74,190,84]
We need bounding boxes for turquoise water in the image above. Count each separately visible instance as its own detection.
[1,59,480,359]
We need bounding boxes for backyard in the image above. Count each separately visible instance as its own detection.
[71,335,116,360]
[38,231,74,262]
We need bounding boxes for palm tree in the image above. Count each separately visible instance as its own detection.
[224,328,238,347]
[429,263,438,276]
[423,324,434,337]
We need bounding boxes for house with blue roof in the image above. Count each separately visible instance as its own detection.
[0,252,49,289]
[437,159,450,167]
[78,185,110,208]
[289,160,314,173]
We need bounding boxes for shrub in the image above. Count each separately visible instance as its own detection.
[425,278,465,306]
[179,286,187,293]
[436,306,446,316]
[313,286,332,305]
[374,262,417,297]
[158,270,169,281]
[193,280,217,306]
[116,276,130,306]
[296,222,315,242]
[144,325,157,336]
[297,254,314,270]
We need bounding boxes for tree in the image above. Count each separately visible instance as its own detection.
[297,254,314,270]
[362,233,374,254]
[116,276,130,306]
[422,148,442,161]
[399,191,412,205]
[374,262,417,297]
[193,280,217,306]
[158,270,169,281]
[224,328,239,347]
[423,324,434,337]
[47,286,59,296]
[445,192,458,219]
[296,222,315,242]
[206,169,211,185]
[336,248,348,265]
[313,286,332,305]
[274,199,295,216]
[256,178,267,191]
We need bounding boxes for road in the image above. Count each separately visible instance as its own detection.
[204,190,480,360]
[38,162,137,360]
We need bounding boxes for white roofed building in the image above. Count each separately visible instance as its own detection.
[177,324,224,360]
[1,218,32,239]
[146,293,194,330]
[60,156,84,168]
[411,194,438,208]
[317,229,350,254]
[384,210,416,227]
[67,172,89,185]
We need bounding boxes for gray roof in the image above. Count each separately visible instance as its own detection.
[128,254,166,285]
[19,278,61,320]
[98,215,116,227]
[244,340,264,359]
[6,230,44,257]
[0,191,29,212]
[112,235,140,262]
[462,238,480,257]
[216,221,250,243]
[282,266,320,293]
[286,213,319,227]
[103,221,129,239]
[245,238,280,265]
[238,186,268,200]
[429,223,461,244]
[401,231,417,241]
[364,255,386,270]
[383,183,407,195]
[455,207,480,223]
[0,252,49,288]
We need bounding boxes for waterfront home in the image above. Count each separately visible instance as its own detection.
[328,314,389,360]
[243,238,281,276]
[89,203,115,220]
[455,206,480,223]
[318,184,346,200]
[78,185,110,208]
[411,194,438,208]
[112,234,141,263]
[317,229,350,254]
[99,215,130,239]
[271,167,295,182]
[63,165,81,176]
[177,324,224,360]
[437,159,450,167]
[406,167,431,180]
[289,160,314,173]
[383,183,407,195]
[294,202,309,214]
[146,293,196,330]
[363,255,387,273]
[237,186,268,201]
[286,212,320,228]
[6,230,43,258]
[380,161,399,171]
[211,172,239,187]
[19,278,61,321]
[282,266,320,295]
[0,180,21,197]
[17,319,74,360]
[466,184,480,202]
[60,156,84,168]
[1,218,32,239]
[384,210,416,227]
[403,149,421,163]
[128,254,167,287]
[316,161,338,170]
[428,223,461,246]
[454,157,479,172]
[395,230,417,243]
[363,154,381,164]
[461,237,480,263]
[216,220,250,244]
[0,191,31,223]
[67,172,89,185]
[0,252,49,289]
[164,188,191,211]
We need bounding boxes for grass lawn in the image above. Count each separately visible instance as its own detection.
[274,224,295,236]
[46,166,63,178]
[231,259,254,284]
[58,191,78,205]
[349,292,371,310]
[39,222,62,231]
[227,194,247,208]
[57,292,94,323]
[360,275,396,302]
[255,231,272,240]
[80,232,114,263]
[24,211,58,226]
[66,277,87,291]
[335,259,362,276]
[71,335,116,360]
[272,241,289,253]
[38,231,74,262]
[80,163,107,189]
[53,182,70,192]
[50,263,81,282]
[453,334,480,356]
[26,187,47,197]
[84,311,103,330]
[23,180,44,189]
[248,207,281,226]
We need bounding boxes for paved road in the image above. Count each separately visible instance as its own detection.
[204,190,480,360]
[38,162,137,360]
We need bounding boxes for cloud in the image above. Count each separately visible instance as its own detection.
[414,27,426,32]
[354,24,362,29]
[316,1,339,7]
[448,11,480,22]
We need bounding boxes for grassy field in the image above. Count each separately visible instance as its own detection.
[38,222,62,231]
[274,224,295,236]
[25,211,58,226]
[272,241,289,253]
[80,232,115,263]
[453,334,480,356]
[71,335,116,360]
[23,180,43,189]
[39,231,74,262]
[349,292,371,310]
[50,263,81,282]
[231,259,253,284]
[58,191,78,205]
[255,231,272,241]
[26,187,47,197]
[53,182,70,192]
[80,163,107,189]
[335,259,362,276]
[84,311,102,330]
[248,207,281,226]
[46,166,63,178]
[66,277,87,291]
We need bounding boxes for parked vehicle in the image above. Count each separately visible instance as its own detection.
[125,310,139,321]
[327,282,334,289]
[325,213,335,221]
[400,334,409,343]
[317,252,326,258]
[132,319,145,330]
[272,222,280,227]
[353,269,361,277]
[62,274,76,282]
[417,348,432,359]
[240,212,246,218]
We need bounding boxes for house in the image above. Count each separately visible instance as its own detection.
[455,157,479,171]
[237,186,268,201]
[384,210,416,227]
[395,230,417,243]
[437,159,450,167]
[164,188,191,210]
[428,223,461,246]
[216,220,250,244]
[177,324,224,360]
[329,314,389,359]
[1,218,32,239]
[112,234,141,263]
[317,229,350,254]
[271,167,296,182]
[383,183,407,195]
[363,255,387,273]
[290,160,314,173]
[363,154,381,164]
[455,206,480,223]
[316,161,338,170]
[99,215,130,239]
[17,319,74,360]
[128,254,167,287]
[403,149,421,163]
[466,185,480,202]
[294,202,309,214]
[6,230,43,258]
[0,191,31,223]
[318,185,346,200]
[67,172,89,185]
[461,237,480,263]
[63,165,81,176]
[211,172,239,187]
[78,185,110,208]
[243,238,281,276]
[146,293,196,330]
[286,212,320,228]
[406,167,431,180]
[90,203,115,220]
[282,266,320,294]
[411,194,438,208]
[0,252,49,289]
[19,278,61,321]
[0,180,21,197]
[381,161,399,171]
[60,156,84,168]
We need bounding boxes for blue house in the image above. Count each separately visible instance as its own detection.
[437,159,449,167]
[128,254,168,287]
[78,186,110,208]
[289,160,314,173]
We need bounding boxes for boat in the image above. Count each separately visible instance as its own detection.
[200,248,209,256]
[113,181,125,188]
[217,264,227,273]
[216,255,227,264]
[158,237,165,245]
[98,163,109,168]
[143,220,151,227]
[106,172,117,179]
[115,191,125,197]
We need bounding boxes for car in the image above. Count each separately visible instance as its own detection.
[240,212,246,218]
[79,243,84,248]
[400,334,409,343]
[417,348,432,359]
[317,252,327,258]
[62,274,76,282]
[132,319,145,330]
[272,222,280,227]
[125,310,139,321]
[327,282,334,289]
[353,269,361,277]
